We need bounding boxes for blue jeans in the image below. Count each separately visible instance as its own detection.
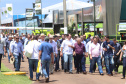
[42,60,51,78]
[89,56,96,72]
[29,59,39,80]
[123,57,126,77]
[21,54,24,61]
[91,56,103,74]
[104,54,114,74]
[14,54,21,71]
[7,49,10,62]
[55,54,60,70]
[64,54,73,72]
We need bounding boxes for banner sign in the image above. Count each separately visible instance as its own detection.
[95,0,103,21]
[35,3,41,10]
[83,7,93,22]
[35,0,41,3]
[1,7,8,17]
[26,9,33,20]
[68,14,77,27]
[53,10,59,24]
[59,11,64,24]
[35,0,41,15]
[6,4,13,15]
[36,10,41,15]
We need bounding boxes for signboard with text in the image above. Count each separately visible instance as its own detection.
[26,9,33,20]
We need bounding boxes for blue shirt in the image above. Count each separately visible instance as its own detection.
[39,42,53,61]
[113,43,121,56]
[86,38,90,43]
[10,41,23,56]
[6,39,12,50]
[103,40,114,56]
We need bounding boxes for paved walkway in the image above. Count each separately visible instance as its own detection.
[2,56,126,84]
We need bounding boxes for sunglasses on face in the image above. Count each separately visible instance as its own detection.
[16,38,19,39]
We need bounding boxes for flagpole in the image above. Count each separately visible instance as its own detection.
[0,8,1,27]
[0,0,1,27]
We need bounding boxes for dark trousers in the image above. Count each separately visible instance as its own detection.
[55,55,60,71]
[114,56,119,72]
[74,56,77,69]
[123,57,126,77]
[76,54,86,72]
[0,54,2,69]
[61,56,64,70]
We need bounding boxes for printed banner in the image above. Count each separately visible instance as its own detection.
[35,0,41,3]
[1,7,8,17]
[35,3,41,10]
[26,9,33,20]
[6,4,13,15]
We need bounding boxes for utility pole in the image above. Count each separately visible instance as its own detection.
[41,0,43,33]
[93,0,96,36]
[63,0,67,34]
[0,8,1,26]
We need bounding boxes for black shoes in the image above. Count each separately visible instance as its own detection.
[69,72,73,74]
[64,69,67,73]
[76,72,79,74]
[83,71,87,74]
[121,77,125,79]
[100,73,104,76]
[45,77,49,83]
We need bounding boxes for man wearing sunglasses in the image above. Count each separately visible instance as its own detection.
[10,36,23,71]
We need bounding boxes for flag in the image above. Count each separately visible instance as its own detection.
[1,7,8,17]
[6,4,13,15]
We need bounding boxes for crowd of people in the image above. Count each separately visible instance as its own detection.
[0,32,126,83]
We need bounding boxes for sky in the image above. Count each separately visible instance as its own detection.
[0,0,89,15]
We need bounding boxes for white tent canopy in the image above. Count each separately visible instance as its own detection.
[42,0,93,14]
[1,18,12,24]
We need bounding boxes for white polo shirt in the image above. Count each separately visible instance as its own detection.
[30,40,41,59]
[61,39,74,54]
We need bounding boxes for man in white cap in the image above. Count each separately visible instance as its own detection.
[49,35,58,74]
[40,33,45,44]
